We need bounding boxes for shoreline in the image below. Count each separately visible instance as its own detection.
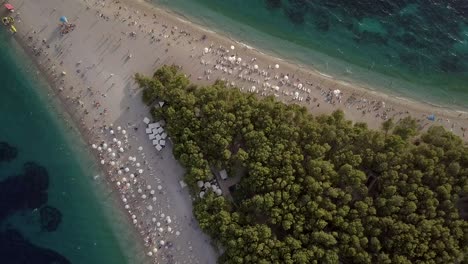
[7,0,468,262]
[147,0,468,113]
[7,18,147,264]
[1,28,142,263]
[11,0,220,262]
[130,0,468,133]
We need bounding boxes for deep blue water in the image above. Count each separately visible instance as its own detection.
[0,31,141,263]
[154,0,468,108]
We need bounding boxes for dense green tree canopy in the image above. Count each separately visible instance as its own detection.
[137,65,468,264]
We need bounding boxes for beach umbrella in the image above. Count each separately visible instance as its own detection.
[275,64,279,69]
[152,218,157,223]
[158,228,164,233]
[113,138,117,142]
[147,185,152,190]
[102,143,108,149]
[166,218,172,224]
[122,198,127,203]
[119,147,124,153]
[254,64,258,70]
[121,129,126,135]
[97,146,102,151]
[167,226,172,232]
[59,16,68,23]
[117,141,122,146]
[237,57,242,63]
[136,163,141,167]
[197,181,204,188]
[130,173,135,178]
[4,4,14,12]
[152,248,158,253]
[125,204,130,209]
[116,181,121,186]
[111,153,116,158]
[133,219,137,224]
[128,156,133,161]
[100,160,105,165]
[126,183,130,188]
[203,47,209,53]
[160,240,165,246]
[230,45,235,50]
[124,167,130,172]
[132,214,137,219]
[138,169,143,174]
[110,161,115,166]
[107,148,112,153]
[138,188,142,193]
[138,146,143,151]
[284,75,289,81]
[92,144,97,149]
[118,170,123,175]
[156,222,161,227]
[117,126,121,131]
[160,213,165,218]
[152,197,157,201]
[147,205,152,211]
[142,194,147,199]
[176,231,180,236]
[147,252,153,257]
[157,185,162,190]
[122,177,127,182]
[110,130,114,135]
[150,190,155,195]
[333,89,341,96]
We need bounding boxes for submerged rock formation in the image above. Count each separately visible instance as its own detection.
[0,142,69,263]
[0,141,18,163]
[39,206,62,232]
[0,162,49,221]
[0,229,71,264]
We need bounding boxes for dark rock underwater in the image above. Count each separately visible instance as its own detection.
[0,141,70,264]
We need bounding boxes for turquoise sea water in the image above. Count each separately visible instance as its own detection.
[0,32,142,263]
[153,0,468,109]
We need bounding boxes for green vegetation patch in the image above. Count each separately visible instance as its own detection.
[136,65,468,264]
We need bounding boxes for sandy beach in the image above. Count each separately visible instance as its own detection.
[6,0,468,262]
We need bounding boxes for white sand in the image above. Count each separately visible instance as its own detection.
[8,0,468,262]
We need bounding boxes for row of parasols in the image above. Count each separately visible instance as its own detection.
[91,124,178,257]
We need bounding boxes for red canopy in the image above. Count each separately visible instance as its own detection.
[4,4,14,11]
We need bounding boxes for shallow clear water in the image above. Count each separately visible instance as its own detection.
[0,31,142,263]
[153,0,468,109]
